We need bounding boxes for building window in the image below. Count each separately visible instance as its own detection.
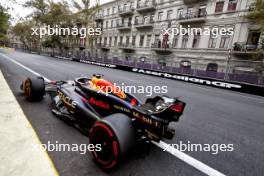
[167,10,173,20]
[119,36,123,44]
[115,19,119,27]
[109,37,112,46]
[130,2,134,8]
[199,5,207,17]
[132,36,136,46]
[111,20,113,28]
[158,12,163,21]
[112,6,116,14]
[177,8,184,18]
[187,7,193,16]
[139,35,145,47]
[182,34,188,48]
[215,1,224,13]
[135,16,139,24]
[146,35,151,47]
[227,0,237,11]
[104,37,107,45]
[247,31,261,46]
[219,35,230,48]
[114,36,117,46]
[143,16,148,24]
[126,36,130,45]
[208,35,217,48]
[107,8,110,15]
[206,63,218,72]
[172,35,178,48]
[150,14,155,22]
[192,33,200,48]
[105,21,108,29]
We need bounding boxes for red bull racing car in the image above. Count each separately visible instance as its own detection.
[21,74,186,170]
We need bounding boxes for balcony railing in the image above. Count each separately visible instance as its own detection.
[118,6,134,16]
[96,43,110,49]
[134,19,155,29]
[183,0,208,4]
[118,43,136,50]
[151,42,172,52]
[178,11,207,23]
[94,14,104,21]
[136,1,156,13]
[116,22,132,30]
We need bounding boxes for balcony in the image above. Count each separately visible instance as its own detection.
[178,11,207,24]
[183,0,208,4]
[134,19,154,29]
[232,42,262,57]
[118,43,136,50]
[94,14,104,21]
[96,43,110,50]
[151,43,172,53]
[118,6,134,16]
[136,1,156,13]
[116,22,132,30]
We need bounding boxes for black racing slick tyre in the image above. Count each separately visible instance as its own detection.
[23,77,45,101]
[89,113,137,170]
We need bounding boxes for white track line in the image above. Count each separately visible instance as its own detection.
[1,53,226,176]
[0,54,50,82]
[152,141,226,176]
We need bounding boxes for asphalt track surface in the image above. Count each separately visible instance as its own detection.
[0,50,264,176]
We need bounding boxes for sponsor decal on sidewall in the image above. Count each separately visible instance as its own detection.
[89,97,110,109]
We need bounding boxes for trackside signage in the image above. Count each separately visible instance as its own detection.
[62,59,263,97]
[132,68,242,89]
[80,60,116,68]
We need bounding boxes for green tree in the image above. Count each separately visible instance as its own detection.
[24,0,74,51]
[12,21,38,50]
[71,0,100,50]
[247,0,264,78]
[248,0,264,31]
[0,5,10,42]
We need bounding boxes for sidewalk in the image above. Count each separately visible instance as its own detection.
[0,70,58,176]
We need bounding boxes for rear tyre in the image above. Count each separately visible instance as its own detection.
[89,113,137,170]
[23,77,45,101]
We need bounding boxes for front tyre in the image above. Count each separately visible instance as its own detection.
[23,77,45,101]
[89,113,137,170]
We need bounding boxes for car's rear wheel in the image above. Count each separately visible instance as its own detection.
[89,113,137,170]
[23,77,45,101]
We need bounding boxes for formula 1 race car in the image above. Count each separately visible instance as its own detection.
[20,74,186,170]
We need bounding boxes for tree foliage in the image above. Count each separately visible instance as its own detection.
[0,5,10,41]
[11,0,99,50]
[12,21,38,49]
[248,0,264,31]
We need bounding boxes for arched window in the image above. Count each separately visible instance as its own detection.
[206,63,218,72]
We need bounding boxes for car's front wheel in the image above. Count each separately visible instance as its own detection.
[22,77,45,101]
